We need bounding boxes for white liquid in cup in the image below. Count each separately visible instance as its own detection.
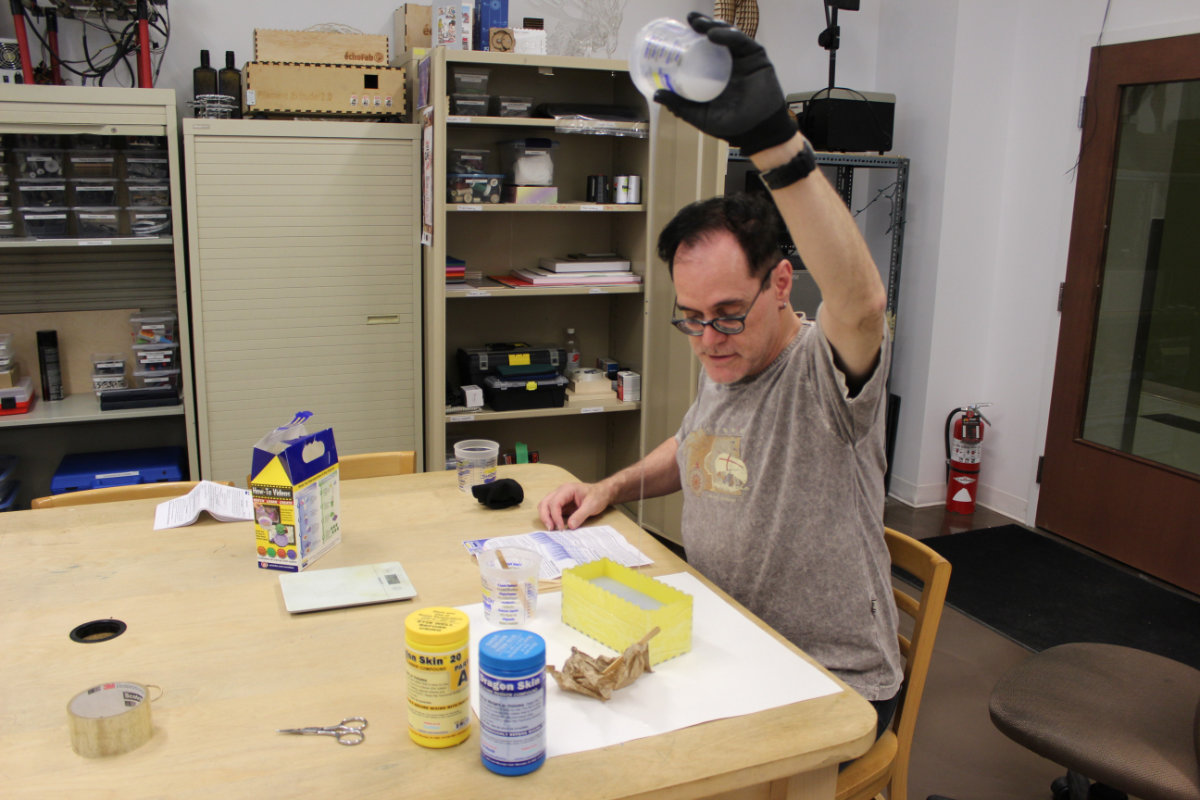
[629,18,733,103]
[479,546,541,626]
[455,438,499,492]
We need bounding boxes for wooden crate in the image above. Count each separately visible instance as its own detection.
[243,62,406,117]
[254,29,389,66]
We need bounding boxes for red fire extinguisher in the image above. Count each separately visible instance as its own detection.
[945,403,992,514]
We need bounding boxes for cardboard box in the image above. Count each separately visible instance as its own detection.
[393,4,432,61]
[0,363,19,389]
[503,185,557,204]
[254,29,389,66]
[251,423,340,572]
[244,62,406,116]
[474,0,508,51]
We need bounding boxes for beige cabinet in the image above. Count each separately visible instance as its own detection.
[419,49,723,543]
[0,86,195,507]
[182,119,423,485]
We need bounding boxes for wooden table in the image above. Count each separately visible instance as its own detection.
[0,463,874,799]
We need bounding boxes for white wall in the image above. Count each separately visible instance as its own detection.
[6,1,1198,525]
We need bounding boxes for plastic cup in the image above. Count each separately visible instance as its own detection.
[479,546,541,626]
[629,18,733,103]
[455,438,499,492]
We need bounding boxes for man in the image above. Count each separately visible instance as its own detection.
[537,14,902,735]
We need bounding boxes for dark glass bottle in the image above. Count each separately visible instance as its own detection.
[193,49,217,99]
[218,51,242,118]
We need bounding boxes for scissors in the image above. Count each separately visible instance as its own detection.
[277,717,367,746]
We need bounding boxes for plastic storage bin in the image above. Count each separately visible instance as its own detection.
[452,66,490,94]
[491,95,534,117]
[447,173,503,204]
[449,147,490,173]
[0,479,17,512]
[133,368,180,390]
[128,206,171,236]
[501,138,558,186]
[70,179,119,207]
[19,207,69,238]
[17,180,67,207]
[49,446,185,494]
[73,207,122,237]
[92,353,126,375]
[67,149,118,178]
[14,148,66,179]
[482,374,569,411]
[457,344,567,387]
[126,181,170,207]
[0,454,16,499]
[130,311,176,343]
[132,341,178,371]
[92,373,128,393]
[0,376,34,415]
[123,150,169,180]
[450,94,489,116]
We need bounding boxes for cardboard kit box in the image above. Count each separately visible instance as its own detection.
[244,61,406,116]
[251,421,341,572]
[254,28,389,65]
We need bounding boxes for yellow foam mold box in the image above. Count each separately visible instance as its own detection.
[560,559,692,666]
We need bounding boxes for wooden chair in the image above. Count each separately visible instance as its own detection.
[337,451,416,480]
[32,481,234,509]
[835,527,952,800]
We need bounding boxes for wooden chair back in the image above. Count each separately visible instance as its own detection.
[32,481,235,509]
[337,451,417,480]
[835,527,952,800]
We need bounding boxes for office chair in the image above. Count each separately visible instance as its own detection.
[989,642,1200,800]
[835,528,952,800]
[337,451,417,480]
[32,481,234,509]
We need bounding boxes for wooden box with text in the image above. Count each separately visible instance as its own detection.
[254,29,389,65]
[244,62,406,117]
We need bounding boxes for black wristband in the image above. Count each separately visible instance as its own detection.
[758,140,817,190]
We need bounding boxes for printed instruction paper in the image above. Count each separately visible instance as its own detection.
[462,524,653,579]
[154,480,254,530]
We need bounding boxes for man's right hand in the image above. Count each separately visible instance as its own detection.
[538,481,614,531]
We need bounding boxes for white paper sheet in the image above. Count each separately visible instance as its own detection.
[153,480,253,530]
[462,572,841,759]
[278,561,418,613]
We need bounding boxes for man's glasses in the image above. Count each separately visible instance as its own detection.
[670,275,772,336]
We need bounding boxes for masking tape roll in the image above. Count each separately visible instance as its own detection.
[67,681,153,758]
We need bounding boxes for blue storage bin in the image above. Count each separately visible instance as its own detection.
[0,454,16,499]
[0,480,17,511]
[50,446,185,494]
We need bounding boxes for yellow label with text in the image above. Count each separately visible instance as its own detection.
[508,353,531,366]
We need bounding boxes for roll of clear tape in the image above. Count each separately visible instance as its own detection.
[67,681,153,758]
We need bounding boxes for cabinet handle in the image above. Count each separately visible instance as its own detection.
[366,314,402,325]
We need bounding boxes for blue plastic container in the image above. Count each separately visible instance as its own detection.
[478,629,546,775]
[0,480,18,512]
[50,446,184,494]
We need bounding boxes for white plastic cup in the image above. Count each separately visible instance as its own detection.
[479,546,541,626]
[455,438,499,492]
[629,18,733,103]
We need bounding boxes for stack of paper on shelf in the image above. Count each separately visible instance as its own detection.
[492,253,640,288]
[446,255,466,285]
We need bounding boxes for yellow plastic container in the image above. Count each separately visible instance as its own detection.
[560,559,692,666]
[405,607,471,747]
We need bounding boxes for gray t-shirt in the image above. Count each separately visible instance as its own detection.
[675,309,902,700]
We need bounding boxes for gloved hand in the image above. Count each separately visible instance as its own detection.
[653,12,796,156]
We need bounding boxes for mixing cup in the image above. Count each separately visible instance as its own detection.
[455,438,498,492]
[479,546,541,626]
[629,18,733,103]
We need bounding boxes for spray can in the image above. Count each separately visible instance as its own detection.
[478,629,546,775]
[405,607,471,748]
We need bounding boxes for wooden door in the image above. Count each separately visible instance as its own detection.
[1037,33,1200,595]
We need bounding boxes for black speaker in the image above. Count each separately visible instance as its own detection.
[789,89,896,154]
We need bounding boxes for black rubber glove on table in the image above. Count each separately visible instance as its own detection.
[653,12,797,156]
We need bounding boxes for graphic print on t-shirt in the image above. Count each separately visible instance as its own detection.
[682,430,748,497]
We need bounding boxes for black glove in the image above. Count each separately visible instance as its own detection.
[472,478,524,510]
[653,12,796,156]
